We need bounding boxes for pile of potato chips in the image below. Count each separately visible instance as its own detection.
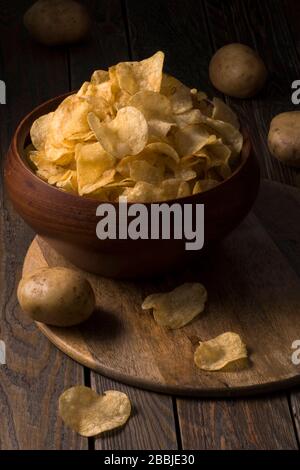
[28,51,243,201]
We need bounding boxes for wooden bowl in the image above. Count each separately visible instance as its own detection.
[4,93,260,279]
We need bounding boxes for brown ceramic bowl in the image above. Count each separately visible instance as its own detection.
[5,93,260,278]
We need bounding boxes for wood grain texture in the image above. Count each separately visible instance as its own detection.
[0,0,87,449]
[252,180,300,447]
[69,0,130,87]
[176,395,298,449]
[21,181,300,397]
[204,0,300,186]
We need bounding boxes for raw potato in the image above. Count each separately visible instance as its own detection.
[209,43,267,98]
[268,112,300,168]
[17,267,95,326]
[24,0,90,46]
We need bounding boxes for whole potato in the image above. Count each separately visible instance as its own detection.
[24,0,90,46]
[17,267,95,326]
[268,112,300,167]
[209,43,267,98]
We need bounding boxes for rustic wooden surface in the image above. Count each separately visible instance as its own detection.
[21,181,300,397]
[1,0,300,449]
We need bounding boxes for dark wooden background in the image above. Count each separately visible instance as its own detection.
[0,0,300,449]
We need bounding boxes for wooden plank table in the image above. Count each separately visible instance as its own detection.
[0,0,299,450]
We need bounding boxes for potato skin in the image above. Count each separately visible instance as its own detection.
[268,112,300,168]
[17,267,95,326]
[24,0,90,46]
[209,43,267,98]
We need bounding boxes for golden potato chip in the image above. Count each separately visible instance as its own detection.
[44,140,75,165]
[142,282,207,329]
[123,181,161,202]
[174,109,202,127]
[145,142,180,163]
[174,165,197,181]
[76,142,115,195]
[80,169,116,195]
[177,181,191,198]
[194,332,247,371]
[212,97,240,129]
[129,160,164,184]
[161,74,193,114]
[59,386,131,437]
[201,116,243,154]
[129,90,175,138]
[88,107,148,158]
[115,51,164,95]
[55,170,78,193]
[160,179,190,199]
[30,112,54,150]
[174,124,217,156]
[30,150,71,182]
[193,179,219,194]
[49,95,91,144]
[90,69,110,85]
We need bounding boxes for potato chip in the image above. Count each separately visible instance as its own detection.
[88,107,148,158]
[174,109,202,128]
[193,179,219,194]
[145,142,180,163]
[160,74,193,114]
[194,332,247,371]
[76,142,115,195]
[212,97,240,129]
[80,169,116,195]
[90,69,110,85]
[160,179,190,199]
[129,160,164,184]
[129,90,175,138]
[30,150,71,182]
[30,112,54,150]
[123,181,161,202]
[44,140,75,165]
[174,124,217,156]
[115,51,164,95]
[55,170,78,193]
[142,282,207,329]
[201,116,243,154]
[59,386,131,437]
[49,95,92,145]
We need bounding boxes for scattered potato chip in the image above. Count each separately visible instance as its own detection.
[28,51,243,201]
[142,282,207,329]
[59,386,131,437]
[194,332,247,371]
[88,107,148,158]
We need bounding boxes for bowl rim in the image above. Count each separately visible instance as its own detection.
[11,91,253,207]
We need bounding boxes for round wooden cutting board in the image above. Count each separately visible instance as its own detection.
[22,180,300,397]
